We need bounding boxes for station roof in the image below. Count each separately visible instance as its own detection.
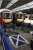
[0,0,33,14]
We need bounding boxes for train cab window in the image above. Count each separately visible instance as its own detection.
[3,13,12,19]
[20,14,22,19]
[5,13,10,18]
[17,14,22,19]
[6,13,9,17]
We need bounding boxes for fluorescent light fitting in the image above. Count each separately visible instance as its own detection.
[11,1,33,12]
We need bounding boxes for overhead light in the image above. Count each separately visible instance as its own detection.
[0,9,11,13]
[11,1,33,12]
[6,0,18,8]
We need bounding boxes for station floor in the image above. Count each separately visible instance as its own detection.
[0,43,3,50]
[0,26,32,50]
[0,32,32,50]
[13,32,31,50]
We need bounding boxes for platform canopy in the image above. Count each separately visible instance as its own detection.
[0,0,33,14]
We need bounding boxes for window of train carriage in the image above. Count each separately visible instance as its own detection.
[16,14,19,19]
[0,13,1,17]
[1,12,3,17]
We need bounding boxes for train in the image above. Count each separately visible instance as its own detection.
[0,9,29,50]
